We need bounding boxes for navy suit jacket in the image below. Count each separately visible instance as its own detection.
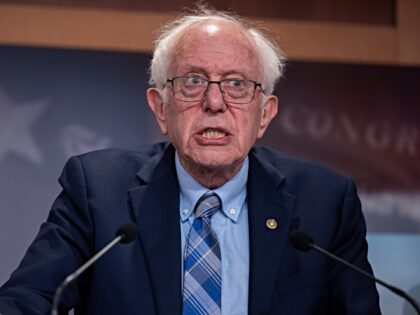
[0,143,380,314]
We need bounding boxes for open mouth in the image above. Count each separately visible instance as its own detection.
[201,128,227,139]
[196,128,232,144]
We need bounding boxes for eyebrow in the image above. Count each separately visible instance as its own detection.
[179,66,249,79]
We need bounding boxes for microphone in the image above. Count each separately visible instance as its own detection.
[51,223,138,315]
[289,230,420,315]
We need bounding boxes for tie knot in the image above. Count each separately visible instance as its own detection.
[194,192,221,218]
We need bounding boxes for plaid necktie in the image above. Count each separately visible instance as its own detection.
[183,192,222,315]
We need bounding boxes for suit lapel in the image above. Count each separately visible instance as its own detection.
[247,150,297,315]
[128,145,182,315]
[126,145,298,315]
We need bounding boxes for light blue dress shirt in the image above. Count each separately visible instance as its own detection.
[175,153,250,315]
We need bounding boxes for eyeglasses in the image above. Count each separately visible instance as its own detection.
[165,75,263,104]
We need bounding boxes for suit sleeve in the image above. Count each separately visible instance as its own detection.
[0,156,94,315]
[328,179,381,315]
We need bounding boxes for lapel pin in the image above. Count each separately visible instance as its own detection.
[266,218,278,230]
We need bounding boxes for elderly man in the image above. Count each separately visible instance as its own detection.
[0,8,380,315]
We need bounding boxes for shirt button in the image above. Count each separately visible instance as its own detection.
[183,208,189,215]
[229,208,236,215]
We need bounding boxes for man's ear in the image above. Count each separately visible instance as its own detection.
[147,87,168,135]
[257,95,278,139]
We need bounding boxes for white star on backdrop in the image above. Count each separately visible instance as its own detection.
[59,124,112,158]
[0,87,49,164]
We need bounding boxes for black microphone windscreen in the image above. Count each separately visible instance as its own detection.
[116,223,138,244]
[289,230,314,251]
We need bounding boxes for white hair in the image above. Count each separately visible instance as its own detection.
[149,8,286,95]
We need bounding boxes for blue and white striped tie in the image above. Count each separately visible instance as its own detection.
[183,192,222,315]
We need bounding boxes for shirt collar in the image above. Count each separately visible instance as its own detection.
[175,152,249,223]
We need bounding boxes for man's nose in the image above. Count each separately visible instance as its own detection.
[203,83,227,112]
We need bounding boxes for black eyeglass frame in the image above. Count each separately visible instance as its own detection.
[165,76,264,105]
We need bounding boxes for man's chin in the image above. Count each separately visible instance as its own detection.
[191,155,242,171]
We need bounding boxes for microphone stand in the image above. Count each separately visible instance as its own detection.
[51,223,137,315]
[309,243,420,315]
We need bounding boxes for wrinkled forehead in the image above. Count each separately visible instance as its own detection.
[169,20,261,78]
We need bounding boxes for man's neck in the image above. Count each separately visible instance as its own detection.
[178,157,245,189]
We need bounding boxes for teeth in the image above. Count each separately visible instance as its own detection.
[202,129,226,138]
